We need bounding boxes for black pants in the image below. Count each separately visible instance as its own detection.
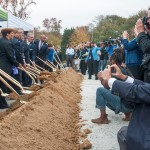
[80,60,87,75]
[87,59,94,78]
[93,60,99,79]
[66,55,73,67]
[0,80,9,108]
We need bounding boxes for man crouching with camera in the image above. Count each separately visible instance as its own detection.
[100,64,150,150]
[135,8,150,83]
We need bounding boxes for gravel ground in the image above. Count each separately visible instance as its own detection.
[80,75,129,150]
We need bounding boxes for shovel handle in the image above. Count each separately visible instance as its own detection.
[0,69,23,91]
[54,58,65,71]
[26,67,40,75]
[27,65,41,73]
[0,69,21,85]
[35,64,46,71]
[0,76,20,100]
[47,60,57,68]
[36,56,55,70]
[54,49,65,69]
[19,67,36,84]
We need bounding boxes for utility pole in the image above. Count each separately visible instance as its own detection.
[89,23,94,42]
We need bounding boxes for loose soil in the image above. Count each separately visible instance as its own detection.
[0,68,83,150]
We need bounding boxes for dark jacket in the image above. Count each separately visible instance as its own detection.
[0,37,19,75]
[11,37,24,65]
[34,40,48,61]
[28,41,36,62]
[137,32,150,54]
[112,79,150,150]
[79,48,88,60]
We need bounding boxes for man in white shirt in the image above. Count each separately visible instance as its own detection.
[65,44,74,67]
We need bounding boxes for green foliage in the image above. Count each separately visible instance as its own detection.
[92,10,146,42]
[61,28,75,60]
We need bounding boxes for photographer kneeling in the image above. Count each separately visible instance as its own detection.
[91,48,134,124]
[100,64,150,150]
[135,8,150,83]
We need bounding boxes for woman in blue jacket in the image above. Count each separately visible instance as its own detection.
[86,42,101,80]
[122,31,143,79]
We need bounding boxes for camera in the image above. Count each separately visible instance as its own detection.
[142,16,150,28]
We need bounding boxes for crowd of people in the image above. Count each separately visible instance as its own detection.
[65,7,150,150]
[0,6,150,150]
[93,8,150,150]
[0,28,62,108]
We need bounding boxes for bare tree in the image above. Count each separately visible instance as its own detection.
[0,0,36,20]
[43,17,62,34]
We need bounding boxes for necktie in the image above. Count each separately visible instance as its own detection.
[39,41,43,50]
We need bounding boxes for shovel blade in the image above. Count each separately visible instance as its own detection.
[1,93,9,97]
[22,90,33,94]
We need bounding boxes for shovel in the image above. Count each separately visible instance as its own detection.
[36,56,57,72]
[25,68,39,78]
[27,65,41,74]
[54,49,65,69]
[30,60,47,71]
[18,67,41,86]
[0,69,33,95]
[46,60,57,69]
[0,88,9,97]
[53,58,65,71]
[0,76,27,104]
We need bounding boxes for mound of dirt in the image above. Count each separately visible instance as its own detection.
[0,68,83,150]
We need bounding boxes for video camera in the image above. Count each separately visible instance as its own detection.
[142,16,150,28]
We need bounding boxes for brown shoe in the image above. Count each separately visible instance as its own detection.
[122,112,132,121]
[91,114,110,124]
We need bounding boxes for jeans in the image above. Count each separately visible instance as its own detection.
[96,87,132,113]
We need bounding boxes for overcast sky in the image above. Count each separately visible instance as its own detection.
[27,0,150,31]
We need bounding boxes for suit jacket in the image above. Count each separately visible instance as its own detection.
[34,40,48,61]
[22,41,30,64]
[112,79,150,150]
[11,37,24,65]
[0,37,19,75]
[28,42,36,62]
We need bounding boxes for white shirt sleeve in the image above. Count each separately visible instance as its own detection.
[125,76,134,83]
[108,78,116,89]
[108,76,134,89]
[66,48,68,55]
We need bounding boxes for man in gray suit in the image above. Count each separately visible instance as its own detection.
[99,64,150,150]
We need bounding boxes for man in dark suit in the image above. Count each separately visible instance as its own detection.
[34,34,48,68]
[99,64,150,150]
[0,28,22,108]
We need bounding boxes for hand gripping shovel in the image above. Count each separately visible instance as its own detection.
[18,67,40,86]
